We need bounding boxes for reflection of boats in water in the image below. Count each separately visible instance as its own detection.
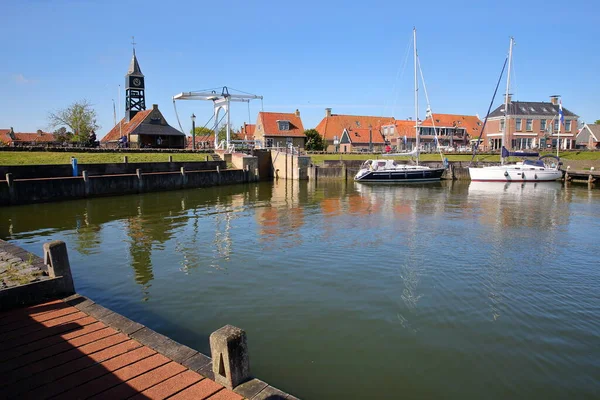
[468,181,562,196]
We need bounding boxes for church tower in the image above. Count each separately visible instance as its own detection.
[125,46,146,122]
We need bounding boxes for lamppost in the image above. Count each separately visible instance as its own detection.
[191,113,196,150]
[368,124,373,153]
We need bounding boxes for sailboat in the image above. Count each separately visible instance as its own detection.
[468,37,563,182]
[354,28,445,183]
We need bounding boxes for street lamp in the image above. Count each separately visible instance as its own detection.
[368,124,373,153]
[191,113,196,150]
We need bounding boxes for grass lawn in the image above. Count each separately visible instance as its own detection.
[0,151,214,165]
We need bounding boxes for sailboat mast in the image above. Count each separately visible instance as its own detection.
[502,37,514,164]
[414,27,419,166]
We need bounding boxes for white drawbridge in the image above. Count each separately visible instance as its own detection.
[173,86,263,149]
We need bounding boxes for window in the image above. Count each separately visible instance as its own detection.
[500,119,505,131]
[565,120,572,131]
[277,121,290,131]
[266,138,273,147]
[516,118,522,131]
[526,119,533,131]
[540,119,547,131]
[554,120,559,132]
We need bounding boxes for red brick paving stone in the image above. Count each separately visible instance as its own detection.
[0,332,129,387]
[169,378,225,400]
[206,388,245,400]
[0,305,80,332]
[58,353,170,399]
[20,346,157,400]
[0,316,96,351]
[88,361,187,399]
[0,327,115,372]
[1,321,106,362]
[4,340,145,398]
[0,301,69,326]
[0,311,88,342]
[131,370,204,400]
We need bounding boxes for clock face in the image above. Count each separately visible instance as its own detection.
[132,78,142,87]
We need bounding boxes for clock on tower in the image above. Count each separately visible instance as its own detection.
[125,50,146,121]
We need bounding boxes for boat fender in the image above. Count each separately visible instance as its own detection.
[535,174,538,180]
[504,171,509,177]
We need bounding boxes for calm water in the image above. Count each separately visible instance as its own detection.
[1,180,599,399]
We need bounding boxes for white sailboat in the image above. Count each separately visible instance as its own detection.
[468,37,563,182]
[355,28,445,183]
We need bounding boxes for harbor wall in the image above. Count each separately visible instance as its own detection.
[0,168,256,207]
[0,160,225,180]
[271,150,310,180]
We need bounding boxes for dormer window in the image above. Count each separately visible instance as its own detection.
[277,120,290,131]
[355,121,361,127]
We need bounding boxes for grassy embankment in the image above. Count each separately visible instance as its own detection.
[0,152,213,166]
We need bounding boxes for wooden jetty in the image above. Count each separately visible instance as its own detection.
[563,168,600,183]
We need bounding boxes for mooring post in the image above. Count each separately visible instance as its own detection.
[43,241,75,295]
[6,173,15,204]
[5,173,13,188]
[254,168,259,182]
[124,156,128,164]
[206,155,209,162]
[136,168,143,191]
[210,325,250,390]
[180,167,187,186]
[169,156,173,163]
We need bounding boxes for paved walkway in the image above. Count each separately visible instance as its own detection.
[0,299,244,399]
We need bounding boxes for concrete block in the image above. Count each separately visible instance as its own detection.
[210,324,250,390]
[182,352,211,372]
[234,379,268,399]
[131,327,198,364]
[42,241,75,295]
[252,385,289,399]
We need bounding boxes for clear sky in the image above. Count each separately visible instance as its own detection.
[1,0,598,138]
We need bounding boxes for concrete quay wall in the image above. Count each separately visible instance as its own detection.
[0,168,256,206]
[0,160,225,180]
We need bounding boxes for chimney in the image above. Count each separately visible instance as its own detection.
[325,108,332,118]
[152,104,158,110]
[505,93,512,103]
[8,127,15,140]
[295,109,300,117]
[550,95,559,105]
[37,129,43,136]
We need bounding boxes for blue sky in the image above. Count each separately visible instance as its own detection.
[1,0,598,138]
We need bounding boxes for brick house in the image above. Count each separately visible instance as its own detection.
[240,123,256,141]
[314,108,394,152]
[576,123,600,149]
[381,114,482,151]
[482,96,578,151]
[254,110,306,148]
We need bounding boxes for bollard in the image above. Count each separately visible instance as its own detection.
[169,156,173,162]
[71,157,78,177]
[5,173,13,188]
[124,156,128,164]
[206,155,209,162]
[43,241,75,295]
[136,168,142,179]
[210,325,250,390]
[180,167,186,176]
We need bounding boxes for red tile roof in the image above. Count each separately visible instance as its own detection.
[420,113,482,138]
[391,120,416,138]
[0,129,57,144]
[240,123,256,140]
[315,113,395,141]
[344,127,386,144]
[258,112,305,137]
[101,110,153,142]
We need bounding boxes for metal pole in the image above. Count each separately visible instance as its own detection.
[192,115,196,150]
[503,37,514,164]
[414,27,420,166]
[369,125,372,152]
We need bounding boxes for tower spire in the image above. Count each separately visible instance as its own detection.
[131,36,136,55]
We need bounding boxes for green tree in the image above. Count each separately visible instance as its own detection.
[190,126,214,137]
[48,100,100,142]
[304,129,325,151]
[594,119,600,125]
[53,126,73,143]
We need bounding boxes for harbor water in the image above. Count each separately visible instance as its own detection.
[1,180,599,399]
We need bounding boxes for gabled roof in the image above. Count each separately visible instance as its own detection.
[488,101,577,118]
[101,106,184,142]
[315,113,395,141]
[258,112,305,137]
[388,120,416,138]
[578,124,600,142]
[421,113,483,137]
[342,127,385,145]
[127,51,144,77]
